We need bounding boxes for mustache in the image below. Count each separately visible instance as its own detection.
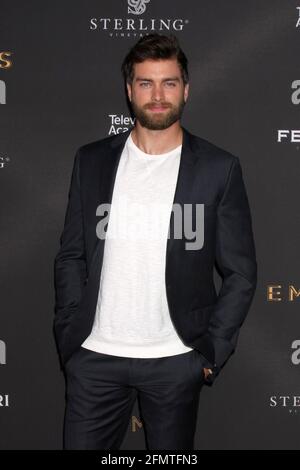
[146,103,171,108]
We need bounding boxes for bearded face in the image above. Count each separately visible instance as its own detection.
[127,58,189,130]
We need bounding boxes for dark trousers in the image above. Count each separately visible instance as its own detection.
[63,347,206,450]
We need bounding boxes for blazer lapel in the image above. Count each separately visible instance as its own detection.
[166,126,198,258]
[98,129,131,210]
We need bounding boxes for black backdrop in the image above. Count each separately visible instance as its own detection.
[0,0,299,450]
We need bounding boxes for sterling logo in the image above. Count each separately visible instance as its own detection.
[128,0,150,15]
[90,0,188,37]
[0,340,6,365]
[270,396,300,414]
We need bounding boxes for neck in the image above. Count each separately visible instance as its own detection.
[131,122,183,155]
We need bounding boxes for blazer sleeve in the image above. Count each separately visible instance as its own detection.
[203,156,257,384]
[53,149,87,356]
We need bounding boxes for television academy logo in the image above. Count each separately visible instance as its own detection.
[108,114,135,135]
[90,0,189,37]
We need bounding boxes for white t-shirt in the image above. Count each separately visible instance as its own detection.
[81,130,193,357]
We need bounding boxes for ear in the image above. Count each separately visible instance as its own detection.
[126,82,132,102]
[184,83,189,103]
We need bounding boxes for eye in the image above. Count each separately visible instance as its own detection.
[165,82,176,87]
[140,82,151,88]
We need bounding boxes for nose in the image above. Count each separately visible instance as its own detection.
[151,84,164,102]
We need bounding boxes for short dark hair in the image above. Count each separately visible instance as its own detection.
[121,33,189,86]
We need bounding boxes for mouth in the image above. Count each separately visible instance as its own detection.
[148,105,169,112]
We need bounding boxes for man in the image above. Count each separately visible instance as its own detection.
[54,34,257,450]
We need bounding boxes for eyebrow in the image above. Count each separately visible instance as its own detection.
[135,77,181,82]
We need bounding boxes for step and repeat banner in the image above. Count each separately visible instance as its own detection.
[0,0,299,450]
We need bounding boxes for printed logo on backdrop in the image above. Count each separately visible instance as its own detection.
[131,415,143,432]
[90,0,189,37]
[0,51,12,69]
[0,395,9,407]
[0,155,10,169]
[277,130,300,144]
[267,285,300,301]
[270,396,300,414]
[296,7,300,27]
[108,114,135,135]
[291,80,300,104]
[128,0,150,15]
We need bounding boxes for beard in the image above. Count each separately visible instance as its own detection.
[130,96,186,130]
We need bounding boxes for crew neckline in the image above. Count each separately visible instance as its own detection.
[127,131,182,159]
